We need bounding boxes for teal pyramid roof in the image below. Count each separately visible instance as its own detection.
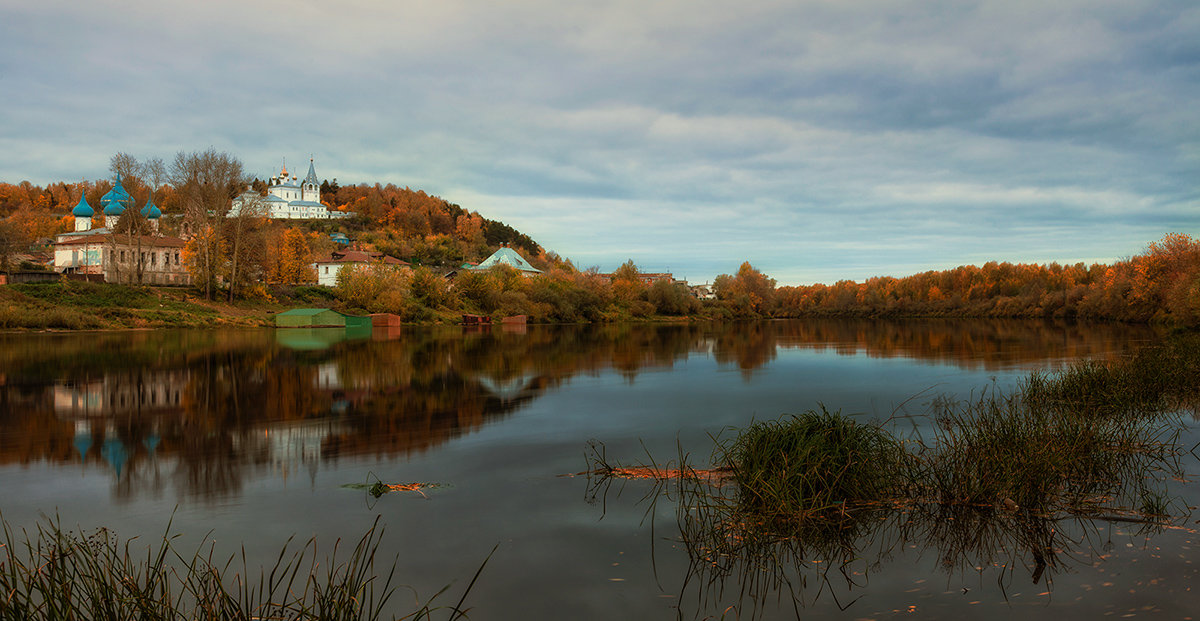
[471,246,542,273]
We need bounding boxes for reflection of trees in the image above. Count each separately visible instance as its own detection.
[770,318,1157,370]
[710,322,777,376]
[0,320,1165,503]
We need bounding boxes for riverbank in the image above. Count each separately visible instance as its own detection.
[0,281,278,330]
[0,280,698,330]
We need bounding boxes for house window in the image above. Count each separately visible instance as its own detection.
[174,252,180,265]
[324,266,329,274]
[150,252,156,266]
[120,250,125,262]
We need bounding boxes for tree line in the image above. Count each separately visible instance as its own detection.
[718,233,1200,326]
[329,259,701,322]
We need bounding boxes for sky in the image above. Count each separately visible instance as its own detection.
[1,0,1197,286]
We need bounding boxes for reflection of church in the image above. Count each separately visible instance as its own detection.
[54,370,187,477]
[54,370,188,418]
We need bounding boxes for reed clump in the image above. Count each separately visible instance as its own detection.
[1024,333,1200,418]
[919,388,1172,514]
[716,406,910,520]
[0,514,473,620]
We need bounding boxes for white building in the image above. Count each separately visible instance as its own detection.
[230,158,348,220]
[311,249,409,287]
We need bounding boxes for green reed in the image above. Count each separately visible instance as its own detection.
[0,514,477,621]
[1023,333,1200,419]
[715,406,911,520]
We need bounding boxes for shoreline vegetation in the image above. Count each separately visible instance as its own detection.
[590,333,1197,521]
[0,515,487,620]
[2,233,1200,331]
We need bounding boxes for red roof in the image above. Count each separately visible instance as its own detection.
[55,234,186,248]
[313,250,408,266]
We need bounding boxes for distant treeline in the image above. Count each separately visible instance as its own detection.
[329,234,1200,327]
[761,233,1200,325]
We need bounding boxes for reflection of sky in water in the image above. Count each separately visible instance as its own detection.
[0,321,1195,620]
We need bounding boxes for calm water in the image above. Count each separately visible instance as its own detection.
[1,319,1197,619]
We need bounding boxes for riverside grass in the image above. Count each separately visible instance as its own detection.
[0,514,481,621]
[589,333,1200,527]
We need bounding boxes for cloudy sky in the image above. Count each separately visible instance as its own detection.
[2,0,1197,285]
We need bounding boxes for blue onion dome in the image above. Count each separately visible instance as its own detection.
[101,174,134,215]
[141,191,161,219]
[71,192,94,217]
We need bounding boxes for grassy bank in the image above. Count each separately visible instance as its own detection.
[0,281,279,330]
[0,279,709,330]
[0,515,481,620]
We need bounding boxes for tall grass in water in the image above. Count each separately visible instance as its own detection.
[0,514,477,620]
[717,406,910,520]
[919,387,1177,514]
[1024,333,1200,419]
[922,335,1200,515]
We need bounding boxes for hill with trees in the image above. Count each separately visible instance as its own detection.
[3,151,1199,328]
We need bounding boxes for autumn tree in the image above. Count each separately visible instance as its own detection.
[110,152,144,193]
[110,201,153,284]
[225,193,266,300]
[714,262,776,316]
[409,267,452,308]
[183,225,227,292]
[334,264,410,313]
[610,259,646,303]
[275,227,313,284]
[0,218,20,272]
[171,149,247,298]
[647,279,700,315]
[453,269,502,312]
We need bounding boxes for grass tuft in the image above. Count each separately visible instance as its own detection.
[717,406,910,519]
[0,514,481,620]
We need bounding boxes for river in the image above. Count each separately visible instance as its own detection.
[1,319,1196,619]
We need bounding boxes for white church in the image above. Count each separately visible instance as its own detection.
[230,158,347,220]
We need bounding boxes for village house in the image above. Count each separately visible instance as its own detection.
[467,244,542,276]
[311,249,410,287]
[52,175,191,285]
[598,271,680,286]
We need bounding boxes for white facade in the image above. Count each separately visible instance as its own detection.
[231,158,348,220]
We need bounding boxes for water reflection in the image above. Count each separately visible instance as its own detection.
[586,441,1181,620]
[663,495,1183,619]
[0,320,1158,501]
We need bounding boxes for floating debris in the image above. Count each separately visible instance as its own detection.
[343,481,442,498]
[579,465,735,485]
